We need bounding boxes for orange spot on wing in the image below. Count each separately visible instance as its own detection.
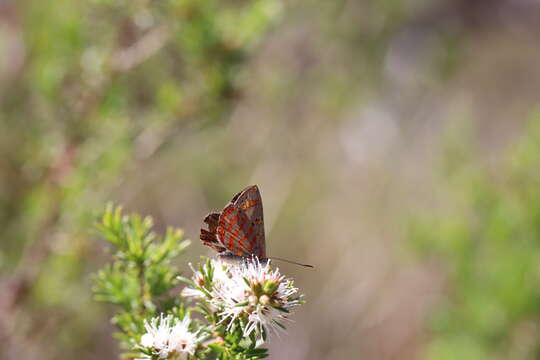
[239,200,260,210]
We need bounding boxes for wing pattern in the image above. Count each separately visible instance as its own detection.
[200,185,266,258]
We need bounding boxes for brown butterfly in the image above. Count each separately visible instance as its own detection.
[200,185,313,267]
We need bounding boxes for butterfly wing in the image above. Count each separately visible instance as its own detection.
[216,185,266,258]
[233,185,266,258]
[200,212,226,253]
[216,204,252,256]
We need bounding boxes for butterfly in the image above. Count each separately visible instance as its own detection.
[200,185,313,267]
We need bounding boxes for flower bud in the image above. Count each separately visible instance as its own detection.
[259,294,270,305]
[196,277,205,286]
[252,281,263,295]
[248,295,258,306]
[262,280,278,295]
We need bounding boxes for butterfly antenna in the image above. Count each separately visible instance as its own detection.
[268,257,314,268]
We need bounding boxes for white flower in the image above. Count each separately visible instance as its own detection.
[180,286,205,299]
[169,317,200,357]
[141,333,155,347]
[181,257,303,340]
[181,260,230,300]
[141,314,174,358]
[140,314,201,359]
[213,260,231,283]
[210,257,302,337]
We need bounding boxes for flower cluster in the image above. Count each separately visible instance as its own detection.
[137,258,303,359]
[183,257,303,339]
[140,314,202,359]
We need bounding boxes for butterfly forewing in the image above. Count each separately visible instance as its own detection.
[231,185,266,258]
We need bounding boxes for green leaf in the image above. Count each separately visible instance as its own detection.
[208,343,226,354]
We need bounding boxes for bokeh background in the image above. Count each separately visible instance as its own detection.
[3,0,540,359]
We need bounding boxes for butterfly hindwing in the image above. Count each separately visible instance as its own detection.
[200,212,225,252]
[204,212,220,233]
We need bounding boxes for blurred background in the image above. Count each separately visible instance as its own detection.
[3,0,540,359]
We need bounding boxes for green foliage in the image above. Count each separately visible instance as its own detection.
[93,204,189,351]
[409,115,540,360]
